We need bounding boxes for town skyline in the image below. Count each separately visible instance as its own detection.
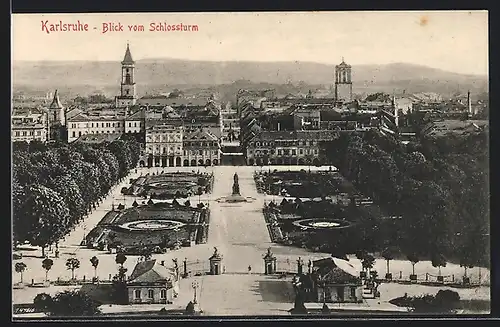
[12,11,488,76]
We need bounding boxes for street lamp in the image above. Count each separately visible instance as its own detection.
[191,280,199,304]
[82,223,87,246]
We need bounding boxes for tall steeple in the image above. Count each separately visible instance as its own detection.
[49,89,63,109]
[47,89,65,129]
[116,43,137,107]
[122,42,135,65]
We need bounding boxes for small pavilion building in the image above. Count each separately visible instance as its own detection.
[127,259,179,304]
[299,257,363,303]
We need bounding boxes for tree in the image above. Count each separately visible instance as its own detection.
[407,253,419,276]
[115,253,127,267]
[101,150,120,184]
[12,180,28,244]
[33,293,54,313]
[13,151,39,186]
[361,253,375,274]
[90,256,99,279]
[107,140,133,178]
[431,253,447,276]
[15,262,27,284]
[117,266,128,282]
[48,174,86,229]
[66,257,80,280]
[139,247,152,261]
[381,248,395,276]
[42,258,54,282]
[23,184,70,257]
[80,161,102,207]
[46,290,101,316]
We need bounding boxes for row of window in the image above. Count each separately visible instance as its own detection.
[71,130,120,138]
[248,148,318,156]
[249,140,318,147]
[134,289,167,300]
[70,122,144,129]
[146,148,218,156]
[13,130,44,137]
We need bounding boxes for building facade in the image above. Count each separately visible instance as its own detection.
[245,130,339,166]
[67,110,127,142]
[334,59,353,103]
[124,109,145,133]
[11,107,48,143]
[292,107,322,130]
[127,259,179,305]
[145,123,184,167]
[115,43,138,107]
[182,129,220,167]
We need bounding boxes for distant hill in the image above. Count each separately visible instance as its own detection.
[12,59,488,101]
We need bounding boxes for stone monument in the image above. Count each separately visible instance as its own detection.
[232,173,240,195]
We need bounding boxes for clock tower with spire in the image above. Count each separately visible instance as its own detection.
[115,43,138,107]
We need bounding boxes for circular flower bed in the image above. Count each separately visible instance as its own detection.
[292,218,351,230]
[119,219,187,231]
[148,181,197,189]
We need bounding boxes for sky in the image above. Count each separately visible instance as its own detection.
[12,11,489,75]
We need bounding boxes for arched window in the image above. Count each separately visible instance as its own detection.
[148,289,154,299]
[134,289,141,299]
[160,289,167,299]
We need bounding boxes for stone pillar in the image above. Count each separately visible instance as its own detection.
[209,248,223,275]
[183,258,188,277]
[263,248,276,275]
[297,257,304,275]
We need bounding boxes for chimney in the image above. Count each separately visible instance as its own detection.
[467,91,472,115]
[393,94,399,128]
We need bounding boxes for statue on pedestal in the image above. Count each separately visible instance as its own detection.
[232,173,241,195]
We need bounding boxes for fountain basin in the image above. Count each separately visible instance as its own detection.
[292,218,352,230]
[118,219,187,231]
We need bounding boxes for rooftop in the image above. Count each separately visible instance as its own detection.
[138,96,209,107]
[128,259,175,283]
[313,257,360,285]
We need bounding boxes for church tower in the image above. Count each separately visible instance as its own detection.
[334,58,353,103]
[115,43,137,107]
[48,89,65,126]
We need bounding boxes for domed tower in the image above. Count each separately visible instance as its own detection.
[334,57,353,103]
[115,43,137,107]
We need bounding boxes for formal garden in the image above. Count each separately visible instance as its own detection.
[84,200,210,255]
[257,126,489,287]
[121,171,214,199]
[254,170,353,198]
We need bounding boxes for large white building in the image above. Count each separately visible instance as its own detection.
[144,123,184,167]
[67,110,127,142]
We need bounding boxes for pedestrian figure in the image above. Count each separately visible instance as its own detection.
[223,266,226,274]
[248,265,252,274]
